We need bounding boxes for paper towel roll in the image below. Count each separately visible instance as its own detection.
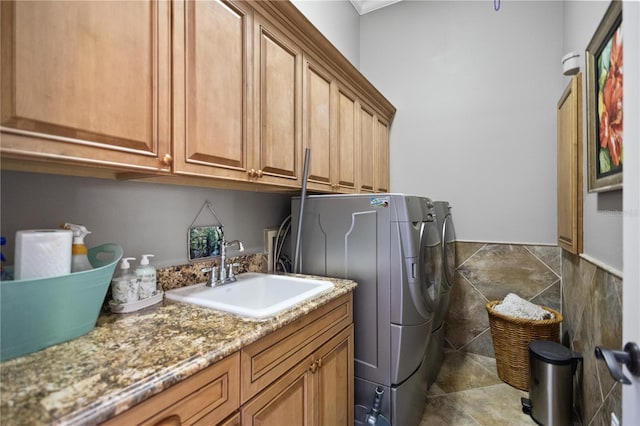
[14,229,73,280]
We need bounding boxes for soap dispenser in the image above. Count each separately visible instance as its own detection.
[64,223,93,272]
[110,257,139,304]
[135,254,157,299]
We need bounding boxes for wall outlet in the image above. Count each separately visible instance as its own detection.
[264,228,278,272]
[611,412,620,426]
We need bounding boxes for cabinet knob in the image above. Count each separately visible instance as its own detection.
[248,169,256,177]
[309,360,318,374]
[161,153,173,167]
[316,358,323,369]
[256,169,264,178]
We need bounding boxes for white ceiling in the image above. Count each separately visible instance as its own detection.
[349,0,403,15]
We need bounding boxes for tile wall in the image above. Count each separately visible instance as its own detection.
[562,251,622,425]
[445,243,562,357]
[445,242,623,425]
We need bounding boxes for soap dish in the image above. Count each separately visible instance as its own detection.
[109,291,164,314]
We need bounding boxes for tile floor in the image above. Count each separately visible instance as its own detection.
[420,350,535,425]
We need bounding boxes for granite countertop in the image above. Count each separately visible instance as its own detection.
[0,274,356,425]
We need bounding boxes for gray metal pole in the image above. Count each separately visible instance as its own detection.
[293,148,311,273]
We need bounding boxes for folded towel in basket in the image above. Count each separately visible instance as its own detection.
[493,293,554,320]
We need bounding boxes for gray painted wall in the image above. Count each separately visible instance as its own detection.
[297,0,622,270]
[0,171,291,268]
[359,0,563,246]
[562,1,623,270]
[291,0,361,67]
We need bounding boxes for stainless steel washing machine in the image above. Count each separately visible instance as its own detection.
[291,193,442,426]
[425,201,457,387]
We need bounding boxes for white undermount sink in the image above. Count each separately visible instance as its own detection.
[164,272,334,319]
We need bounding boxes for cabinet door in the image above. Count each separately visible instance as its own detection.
[0,0,171,171]
[334,87,358,193]
[557,73,583,254]
[302,56,358,194]
[252,12,301,187]
[374,118,390,193]
[313,326,354,426]
[241,359,312,426]
[173,0,253,180]
[358,105,375,193]
[242,325,353,426]
[303,56,332,191]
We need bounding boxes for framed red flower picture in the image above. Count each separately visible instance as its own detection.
[586,0,623,192]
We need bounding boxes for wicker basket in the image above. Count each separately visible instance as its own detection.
[486,300,563,391]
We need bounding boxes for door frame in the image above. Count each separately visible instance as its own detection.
[622,0,640,422]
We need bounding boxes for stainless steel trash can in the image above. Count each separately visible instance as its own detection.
[521,340,582,426]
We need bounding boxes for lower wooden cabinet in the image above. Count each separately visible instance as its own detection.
[102,353,239,426]
[100,292,354,426]
[241,326,353,426]
[240,293,354,426]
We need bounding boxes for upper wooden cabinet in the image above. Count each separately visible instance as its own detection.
[335,86,358,192]
[0,0,172,172]
[172,2,302,189]
[1,0,394,193]
[303,57,333,191]
[358,104,376,193]
[172,0,253,181]
[358,106,389,193]
[557,73,583,254]
[374,118,390,193]
[251,11,302,187]
[303,56,358,193]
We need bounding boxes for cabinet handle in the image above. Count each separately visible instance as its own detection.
[247,169,263,178]
[161,154,173,167]
[316,358,323,369]
[152,414,181,426]
[309,360,318,374]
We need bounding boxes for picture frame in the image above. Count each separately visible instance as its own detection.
[188,225,224,262]
[585,0,623,192]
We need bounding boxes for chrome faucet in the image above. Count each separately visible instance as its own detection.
[202,239,244,287]
[219,239,243,283]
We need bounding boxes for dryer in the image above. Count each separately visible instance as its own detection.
[291,193,443,426]
[425,201,457,387]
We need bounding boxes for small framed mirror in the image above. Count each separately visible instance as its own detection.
[188,225,224,262]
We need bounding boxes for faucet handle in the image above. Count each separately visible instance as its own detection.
[228,263,240,280]
[201,265,219,286]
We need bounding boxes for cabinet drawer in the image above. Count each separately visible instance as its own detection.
[240,293,352,403]
[102,352,239,426]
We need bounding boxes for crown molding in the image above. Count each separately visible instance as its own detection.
[349,0,403,15]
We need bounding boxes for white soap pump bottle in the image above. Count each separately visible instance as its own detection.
[135,254,157,299]
[110,257,139,304]
[64,223,93,272]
